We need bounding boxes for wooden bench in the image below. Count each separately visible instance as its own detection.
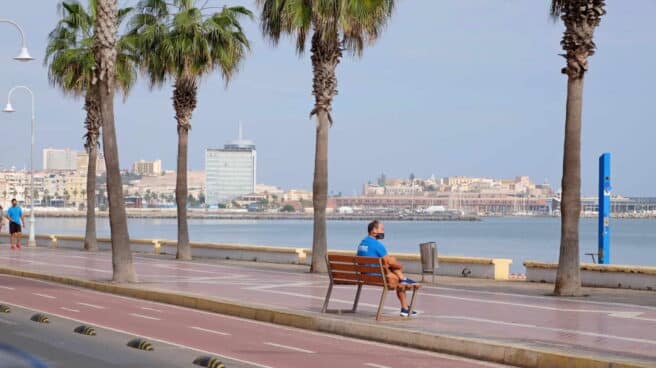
[322,254,421,320]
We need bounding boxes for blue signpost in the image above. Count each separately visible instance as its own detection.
[598,153,611,264]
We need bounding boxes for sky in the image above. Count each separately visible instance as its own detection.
[1,1,655,197]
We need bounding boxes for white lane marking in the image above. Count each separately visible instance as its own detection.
[255,288,400,312]
[141,307,164,313]
[0,318,17,325]
[246,281,318,290]
[129,313,160,321]
[0,256,112,274]
[0,300,273,368]
[0,285,15,290]
[32,293,56,299]
[60,307,79,313]
[133,256,314,279]
[152,264,219,275]
[365,363,392,368]
[427,285,656,312]
[76,302,105,310]
[264,342,315,354]
[430,315,656,345]
[609,311,643,319]
[190,326,231,336]
[420,292,649,318]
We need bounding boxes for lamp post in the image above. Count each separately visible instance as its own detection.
[3,86,37,247]
[0,19,34,61]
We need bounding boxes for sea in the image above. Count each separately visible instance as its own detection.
[31,217,656,273]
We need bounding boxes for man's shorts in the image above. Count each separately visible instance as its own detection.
[9,222,21,234]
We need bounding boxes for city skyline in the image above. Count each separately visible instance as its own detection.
[1,1,655,196]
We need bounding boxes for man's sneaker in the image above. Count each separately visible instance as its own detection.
[15,244,21,249]
[400,278,417,285]
[10,246,15,250]
[400,308,419,317]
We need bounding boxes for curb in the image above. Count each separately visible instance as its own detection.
[0,266,652,368]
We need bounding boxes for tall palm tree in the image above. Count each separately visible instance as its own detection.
[95,0,137,282]
[46,0,136,252]
[128,0,251,260]
[258,0,395,272]
[550,0,606,296]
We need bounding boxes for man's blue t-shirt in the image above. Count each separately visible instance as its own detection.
[357,236,388,258]
[7,207,22,225]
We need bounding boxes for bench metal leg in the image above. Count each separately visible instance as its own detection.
[352,284,363,313]
[375,288,388,321]
[322,283,333,313]
[407,288,419,318]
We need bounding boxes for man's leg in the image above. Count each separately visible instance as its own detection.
[396,288,408,310]
[16,231,21,248]
[10,232,15,248]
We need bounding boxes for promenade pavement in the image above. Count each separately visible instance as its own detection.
[0,247,654,367]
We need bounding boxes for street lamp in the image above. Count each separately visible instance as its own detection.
[0,19,34,61]
[3,86,37,247]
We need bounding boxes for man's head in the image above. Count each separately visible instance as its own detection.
[367,220,385,240]
[11,199,17,207]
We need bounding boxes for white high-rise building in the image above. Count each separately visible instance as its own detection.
[43,148,78,171]
[205,124,256,206]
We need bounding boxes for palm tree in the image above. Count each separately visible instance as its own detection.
[46,0,136,252]
[550,0,606,296]
[128,0,251,260]
[95,0,137,282]
[258,0,395,272]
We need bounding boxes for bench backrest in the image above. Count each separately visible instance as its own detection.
[326,254,388,287]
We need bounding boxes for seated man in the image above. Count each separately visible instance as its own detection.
[357,220,418,317]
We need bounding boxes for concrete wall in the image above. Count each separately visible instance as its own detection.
[0,233,512,280]
[524,261,656,290]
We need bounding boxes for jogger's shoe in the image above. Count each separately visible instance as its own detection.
[15,244,21,249]
[10,246,15,250]
[400,308,419,317]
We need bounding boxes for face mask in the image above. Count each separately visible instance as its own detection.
[375,233,385,240]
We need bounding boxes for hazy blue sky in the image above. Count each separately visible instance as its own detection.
[1,1,655,196]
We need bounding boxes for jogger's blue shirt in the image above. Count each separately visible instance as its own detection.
[7,206,22,225]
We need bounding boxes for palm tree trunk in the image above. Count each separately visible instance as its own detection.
[173,77,197,261]
[95,0,136,282]
[311,110,330,273]
[83,90,100,252]
[84,142,99,251]
[309,31,341,273]
[554,76,584,296]
[552,0,605,296]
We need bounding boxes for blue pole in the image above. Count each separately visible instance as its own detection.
[598,153,611,264]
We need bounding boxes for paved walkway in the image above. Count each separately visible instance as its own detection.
[0,247,655,365]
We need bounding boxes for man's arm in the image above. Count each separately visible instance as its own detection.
[381,255,403,269]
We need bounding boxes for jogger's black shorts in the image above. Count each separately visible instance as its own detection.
[9,222,21,234]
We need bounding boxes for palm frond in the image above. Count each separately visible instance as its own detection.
[129,1,251,86]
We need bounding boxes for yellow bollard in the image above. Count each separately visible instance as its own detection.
[152,240,161,255]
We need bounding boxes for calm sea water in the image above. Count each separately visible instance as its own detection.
[32,217,656,273]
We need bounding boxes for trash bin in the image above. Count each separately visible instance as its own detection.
[419,242,438,283]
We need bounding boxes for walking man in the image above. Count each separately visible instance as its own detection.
[357,220,419,317]
[6,199,25,250]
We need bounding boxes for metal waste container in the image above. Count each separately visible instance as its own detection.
[419,242,438,283]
